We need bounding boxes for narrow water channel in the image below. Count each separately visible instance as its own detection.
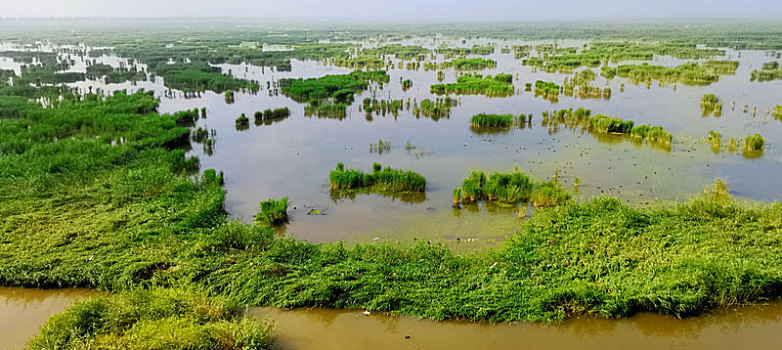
[3,287,781,349]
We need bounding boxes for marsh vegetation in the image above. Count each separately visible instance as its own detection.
[1,21,782,348]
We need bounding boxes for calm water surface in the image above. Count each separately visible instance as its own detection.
[3,287,781,350]
[2,40,781,250]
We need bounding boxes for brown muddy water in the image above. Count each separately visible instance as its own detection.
[3,288,782,350]
[0,288,95,350]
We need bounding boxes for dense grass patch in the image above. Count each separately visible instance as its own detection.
[470,113,517,128]
[280,70,389,102]
[255,197,289,226]
[329,162,426,193]
[605,61,738,86]
[456,169,571,207]
[431,73,514,97]
[542,108,672,145]
[29,288,273,350]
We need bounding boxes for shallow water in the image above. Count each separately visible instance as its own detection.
[251,303,782,349]
[0,288,95,350]
[2,287,782,350]
[2,40,782,250]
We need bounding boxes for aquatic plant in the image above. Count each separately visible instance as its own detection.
[370,140,391,154]
[543,108,671,145]
[459,170,532,204]
[414,97,456,120]
[470,113,517,128]
[329,162,426,192]
[430,73,514,97]
[704,178,730,200]
[235,113,249,127]
[773,105,782,121]
[590,114,634,133]
[280,70,389,102]
[700,94,723,117]
[750,61,782,82]
[708,130,722,153]
[255,197,289,226]
[530,181,572,208]
[172,108,199,125]
[523,41,723,73]
[304,99,348,119]
[744,133,765,151]
[28,288,273,350]
[534,80,560,101]
[615,61,738,86]
[425,58,497,71]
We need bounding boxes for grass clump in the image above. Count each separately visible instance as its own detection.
[425,58,497,71]
[534,80,560,101]
[414,97,456,120]
[530,180,572,208]
[456,169,570,207]
[255,107,291,125]
[155,62,259,93]
[708,130,722,153]
[700,94,723,117]
[614,61,738,86]
[750,61,782,82]
[329,162,426,193]
[29,288,273,350]
[542,108,671,145]
[430,73,514,97]
[744,133,765,151]
[280,70,389,102]
[235,113,250,130]
[255,197,289,226]
[470,113,516,128]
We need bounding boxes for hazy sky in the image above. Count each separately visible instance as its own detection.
[3,0,782,20]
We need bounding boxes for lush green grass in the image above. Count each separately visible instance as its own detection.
[700,93,723,117]
[750,61,782,82]
[154,62,259,93]
[255,197,289,226]
[470,113,517,128]
[607,61,738,86]
[329,162,426,193]
[431,73,514,97]
[542,108,672,145]
[523,41,723,73]
[29,288,273,350]
[425,58,497,71]
[85,63,147,84]
[414,98,456,120]
[456,169,570,207]
[280,70,389,102]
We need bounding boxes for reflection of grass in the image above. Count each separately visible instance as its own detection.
[329,187,426,204]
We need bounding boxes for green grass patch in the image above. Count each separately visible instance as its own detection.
[29,288,273,350]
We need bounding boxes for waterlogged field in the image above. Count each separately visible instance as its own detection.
[3,21,782,348]
[2,37,778,249]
